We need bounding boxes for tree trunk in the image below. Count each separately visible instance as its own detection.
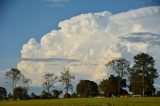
[12,78,14,100]
[47,88,50,99]
[118,77,120,97]
[142,65,145,97]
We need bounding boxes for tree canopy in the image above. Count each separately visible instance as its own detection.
[14,87,29,100]
[76,80,98,98]
[99,75,127,97]
[42,73,57,98]
[59,67,75,96]
[106,58,129,96]
[129,53,158,96]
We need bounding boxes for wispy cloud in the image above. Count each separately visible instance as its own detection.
[21,57,80,62]
[120,32,160,45]
[44,0,70,7]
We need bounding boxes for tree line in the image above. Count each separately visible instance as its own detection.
[0,53,159,100]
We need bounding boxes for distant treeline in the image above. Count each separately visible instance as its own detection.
[0,53,160,100]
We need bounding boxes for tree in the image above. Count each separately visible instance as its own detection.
[108,75,119,96]
[31,92,40,99]
[5,68,24,99]
[129,74,143,95]
[8,93,12,100]
[156,91,160,97]
[42,73,57,99]
[59,66,75,97]
[63,93,71,98]
[22,77,32,91]
[71,92,78,98]
[76,80,98,98]
[99,75,127,97]
[41,90,48,99]
[130,53,158,97]
[51,90,62,98]
[21,77,32,99]
[130,74,156,96]
[99,79,111,97]
[14,87,29,100]
[0,87,7,100]
[106,58,130,97]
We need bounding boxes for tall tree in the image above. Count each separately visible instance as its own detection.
[130,53,158,97]
[106,58,130,97]
[59,67,75,96]
[42,73,57,98]
[76,80,98,98]
[5,68,23,99]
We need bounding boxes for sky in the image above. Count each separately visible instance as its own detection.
[0,0,159,69]
[0,0,160,93]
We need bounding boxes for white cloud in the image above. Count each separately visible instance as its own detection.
[17,6,160,88]
[44,0,70,7]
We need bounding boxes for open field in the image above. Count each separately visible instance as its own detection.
[1,97,160,106]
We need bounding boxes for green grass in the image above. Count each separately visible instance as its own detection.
[1,97,160,106]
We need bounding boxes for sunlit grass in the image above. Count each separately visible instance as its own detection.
[1,97,160,106]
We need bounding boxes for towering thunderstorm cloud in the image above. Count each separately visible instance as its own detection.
[17,6,160,86]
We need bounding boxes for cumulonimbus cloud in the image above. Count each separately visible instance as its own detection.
[17,6,160,87]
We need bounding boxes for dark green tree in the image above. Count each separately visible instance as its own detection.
[106,58,130,97]
[76,80,98,98]
[31,92,40,99]
[0,87,7,100]
[13,87,29,100]
[59,66,75,97]
[156,91,160,96]
[63,93,71,98]
[71,92,78,98]
[99,75,127,97]
[130,53,158,97]
[41,90,48,99]
[51,89,62,98]
[129,74,143,95]
[99,79,111,97]
[7,93,12,99]
[42,73,57,99]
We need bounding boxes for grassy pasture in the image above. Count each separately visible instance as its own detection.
[0,97,160,106]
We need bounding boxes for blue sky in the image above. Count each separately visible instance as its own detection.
[0,0,159,70]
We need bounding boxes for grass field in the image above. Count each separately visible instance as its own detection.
[0,97,160,106]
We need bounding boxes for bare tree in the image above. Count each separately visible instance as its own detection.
[59,66,75,96]
[42,73,57,98]
[5,68,24,99]
[22,77,32,92]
